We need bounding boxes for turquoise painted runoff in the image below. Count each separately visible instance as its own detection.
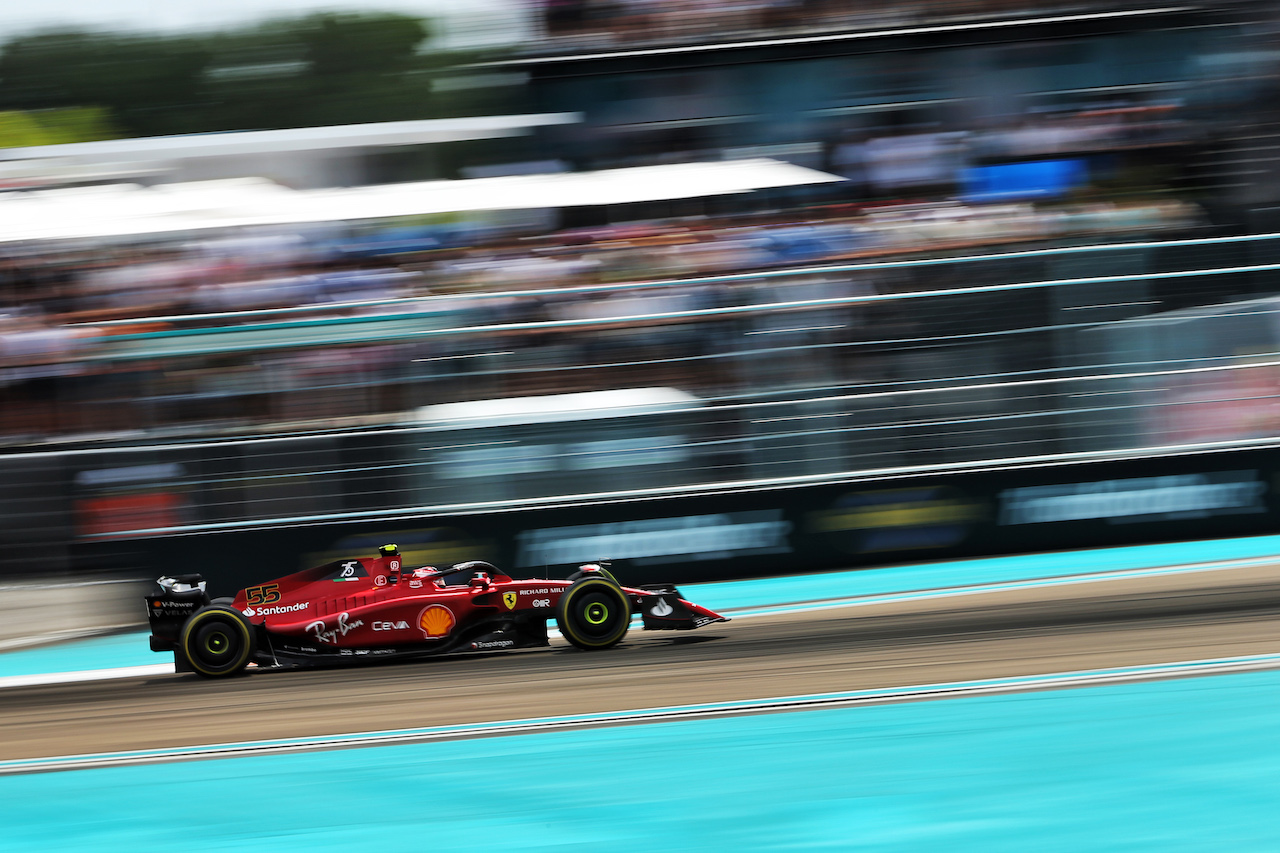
[678,533,1280,611]
[5,668,1280,851]
[0,631,150,678]
[5,532,1280,678]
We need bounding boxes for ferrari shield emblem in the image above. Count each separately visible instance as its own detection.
[503,592,518,610]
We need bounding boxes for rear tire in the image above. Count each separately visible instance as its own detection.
[556,576,630,650]
[180,605,254,677]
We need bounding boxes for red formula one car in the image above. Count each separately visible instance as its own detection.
[147,545,729,677]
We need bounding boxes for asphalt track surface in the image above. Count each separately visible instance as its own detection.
[3,562,1278,762]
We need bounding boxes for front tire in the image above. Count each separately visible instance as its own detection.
[556,576,630,650]
[567,566,620,586]
[180,605,254,677]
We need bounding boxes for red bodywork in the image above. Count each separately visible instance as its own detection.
[231,554,579,651]
[147,548,729,674]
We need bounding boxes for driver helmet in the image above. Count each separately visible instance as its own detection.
[411,566,442,588]
[379,544,402,583]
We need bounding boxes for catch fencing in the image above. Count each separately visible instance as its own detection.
[6,231,1280,580]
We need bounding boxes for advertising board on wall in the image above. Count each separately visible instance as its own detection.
[82,444,1280,592]
[997,471,1268,526]
[514,510,793,568]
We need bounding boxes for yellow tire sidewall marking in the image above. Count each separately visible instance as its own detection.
[181,609,251,676]
[562,578,627,648]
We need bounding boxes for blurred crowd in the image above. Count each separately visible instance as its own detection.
[0,191,1201,443]
[0,237,418,323]
[0,196,1198,321]
[539,0,1183,48]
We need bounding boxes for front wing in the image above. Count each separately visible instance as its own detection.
[633,585,729,630]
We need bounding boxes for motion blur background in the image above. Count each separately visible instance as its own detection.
[5,0,1280,638]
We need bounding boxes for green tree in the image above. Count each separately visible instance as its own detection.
[0,13,509,140]
[0,107,120,147]
[31,106,121,144]
[0,31,211,136]
[301,13,427,77]
[0,110,50,147]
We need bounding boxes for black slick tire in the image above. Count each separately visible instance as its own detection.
[180,605,254,677]
[556,576,630,650]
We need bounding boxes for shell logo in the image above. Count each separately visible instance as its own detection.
[418,604,456,638]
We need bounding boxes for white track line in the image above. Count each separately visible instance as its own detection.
[5,551,1279,690]
[0,664,173,689]
[5,651,1279,775]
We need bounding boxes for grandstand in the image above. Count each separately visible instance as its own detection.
[3,0,1280,578]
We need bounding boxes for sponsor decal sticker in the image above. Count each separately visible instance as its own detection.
[332,561,366,582]
[244,601,310,618]
[418,604,456,638]
[503,592,518,610]
[649,598,674,617]
[151,599,197,613]
[306,612,364,644]
[244,584,282,606]
[471,639,515,650]
[373,620,410,631]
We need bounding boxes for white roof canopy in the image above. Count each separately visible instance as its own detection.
[0,159,843,244]
[0,114,581,163]
[418,387,702,426]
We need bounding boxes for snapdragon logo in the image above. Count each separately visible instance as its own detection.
[471,639,515,650]
[245,601,310,617]
[998,470,1266,526]
[515,510,792,567]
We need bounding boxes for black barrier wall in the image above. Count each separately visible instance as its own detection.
[90,444,1280,595]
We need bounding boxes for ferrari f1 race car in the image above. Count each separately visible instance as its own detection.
[147,545,729,677]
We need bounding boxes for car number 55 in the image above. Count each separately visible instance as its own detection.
[245,584,281,605]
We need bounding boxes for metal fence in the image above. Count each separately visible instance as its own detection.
[7,231,1280,575]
